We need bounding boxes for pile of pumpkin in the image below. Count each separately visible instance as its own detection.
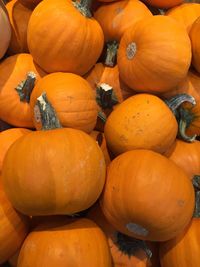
[1,0,200,266]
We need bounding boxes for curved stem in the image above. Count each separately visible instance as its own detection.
[178,115,197,142]
[72,0,92,18]
[34,92,62,130]
[15,72,36,103]
[104,41,119,67]
[96,83,118,109]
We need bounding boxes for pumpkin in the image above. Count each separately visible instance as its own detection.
[0,182,29,264]
[104,93,178,155]
[27,0,104,75]
[143,0,183,8]
[30,72,98,133]
[117,15,191,93]
[8,249,20,267]
[0,128,31,173]
[6,0,32,54]
[166,3,200,33]
[0,0,11,59]
[17,218,112,267]
[94,0,152,42]
[100,149,195,241]
[0,53,45,128]
[18,0,42,9]
[159,218,200,267]
[190,16,200,74]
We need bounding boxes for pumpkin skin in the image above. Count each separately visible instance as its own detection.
[6,0,32,54]
[143,0,183,8]
[190,16,200,74]
[94,0,152,42]
[0,128,31,173]
[2,128,106,216]
[30,72,98,133]
[27,0,104,75]
[8,249,20,267]
[0,0,11,59]
[0,182,29,264]
[104,94,178,155]
[18,0,42,9]
[166,3,200,33]
[117,15,191,93]
[0,53,45,128]
[100,149,195,242]
[159,218,200,267]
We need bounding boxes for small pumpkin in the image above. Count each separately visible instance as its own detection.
[27,0,104,75]
[190,16,200,74]
[143,0,183,9]
[117,15,191,93]
[100,149,195,241]
[17,218,112,267]
[0,0,11,59]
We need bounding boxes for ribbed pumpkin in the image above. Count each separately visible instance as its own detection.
[104,93,178,155]
[159,218,200,267]
[100,149,195,241]
[143,0,183,8]
[27,0,104,75]
[17,218,112,267]
[0,0,11,59]
[0,53,45,128]
[6,0,32,54]
[94,0,152,42]
[30,72,98,133]
[18,0,42,9]
[117,15,191,93]
[0,128,31,173]
[0,182,29,264]
[190,16,200,73]
[166,3,200,33]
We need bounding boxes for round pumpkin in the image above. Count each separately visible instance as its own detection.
[117,15,191,93]
[0,128,31,173]
[17,218,112,267]
[190,16,200,74]
[30,72,98,133]
[104,93,178,155]
[0,53,45,128]
[143,0,183,8]
[27,0,104,75]
[100,149,195,242]
[0,0,11,59]
[6,0,32,54]
[94,0,152,42]
[159,218,200,267]
[0,182,29,264]
[2,127,106,216]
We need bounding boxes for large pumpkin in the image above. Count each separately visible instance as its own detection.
[17,218,112,267]
[190,16,200,74]
[143,0,183,8]
[100,149,195,241]
[27,0,104,75]
[117,15,191,93]
[0,0,11,59]
[0,53,45,128]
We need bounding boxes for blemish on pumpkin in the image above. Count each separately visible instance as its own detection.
[126,223,148,237]
[126,42,137,60]
[115,7,123,14]
[177,199,185,207]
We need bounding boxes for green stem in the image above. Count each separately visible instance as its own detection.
[104,41,119,67]
[178,108,197,142]
[34,92,62,130]
[15,72,36,102]
[96,83,118,109]
[192,175,200,190]
[192,175,200,218]
[165,94,196,115]
[72,0,92,18]
[97,110,107,123]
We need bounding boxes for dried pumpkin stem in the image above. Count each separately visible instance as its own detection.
[165,94,196,115]
[178,108,197,142]
[104,41,119,67]
[73,0,92,18]
[98,110,107,123]
[34,92,62,130]
[15,71,36,103]
[96,83,118,109]
[192,176,200,218]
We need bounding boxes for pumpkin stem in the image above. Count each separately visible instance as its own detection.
[15,72,36,103]
[178,109,197,142]
[96,83,119,109]
[192,176,200,218]
[115,232,152,259]
[97,110,107,123]
[104,41,119,67]
[34,92,62,130]
[73,0,92,18]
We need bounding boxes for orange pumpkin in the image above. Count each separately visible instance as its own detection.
[6,0,32,54]
[0,182,29,264]
[18,0,42,9]
[17,218,112,267]
[94,0,152,42]
[0,128,31,173]
[30,72,98,133]
[0,0,11,59]
[100,149,195,241]
[190,16,200,73]
[117,15,191,93]
[166,3,200,33]
[104,93,178,155]
[0,53,45,128]
[27,0,104,75]
[159,218,200,267]
[143,0,183,8]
